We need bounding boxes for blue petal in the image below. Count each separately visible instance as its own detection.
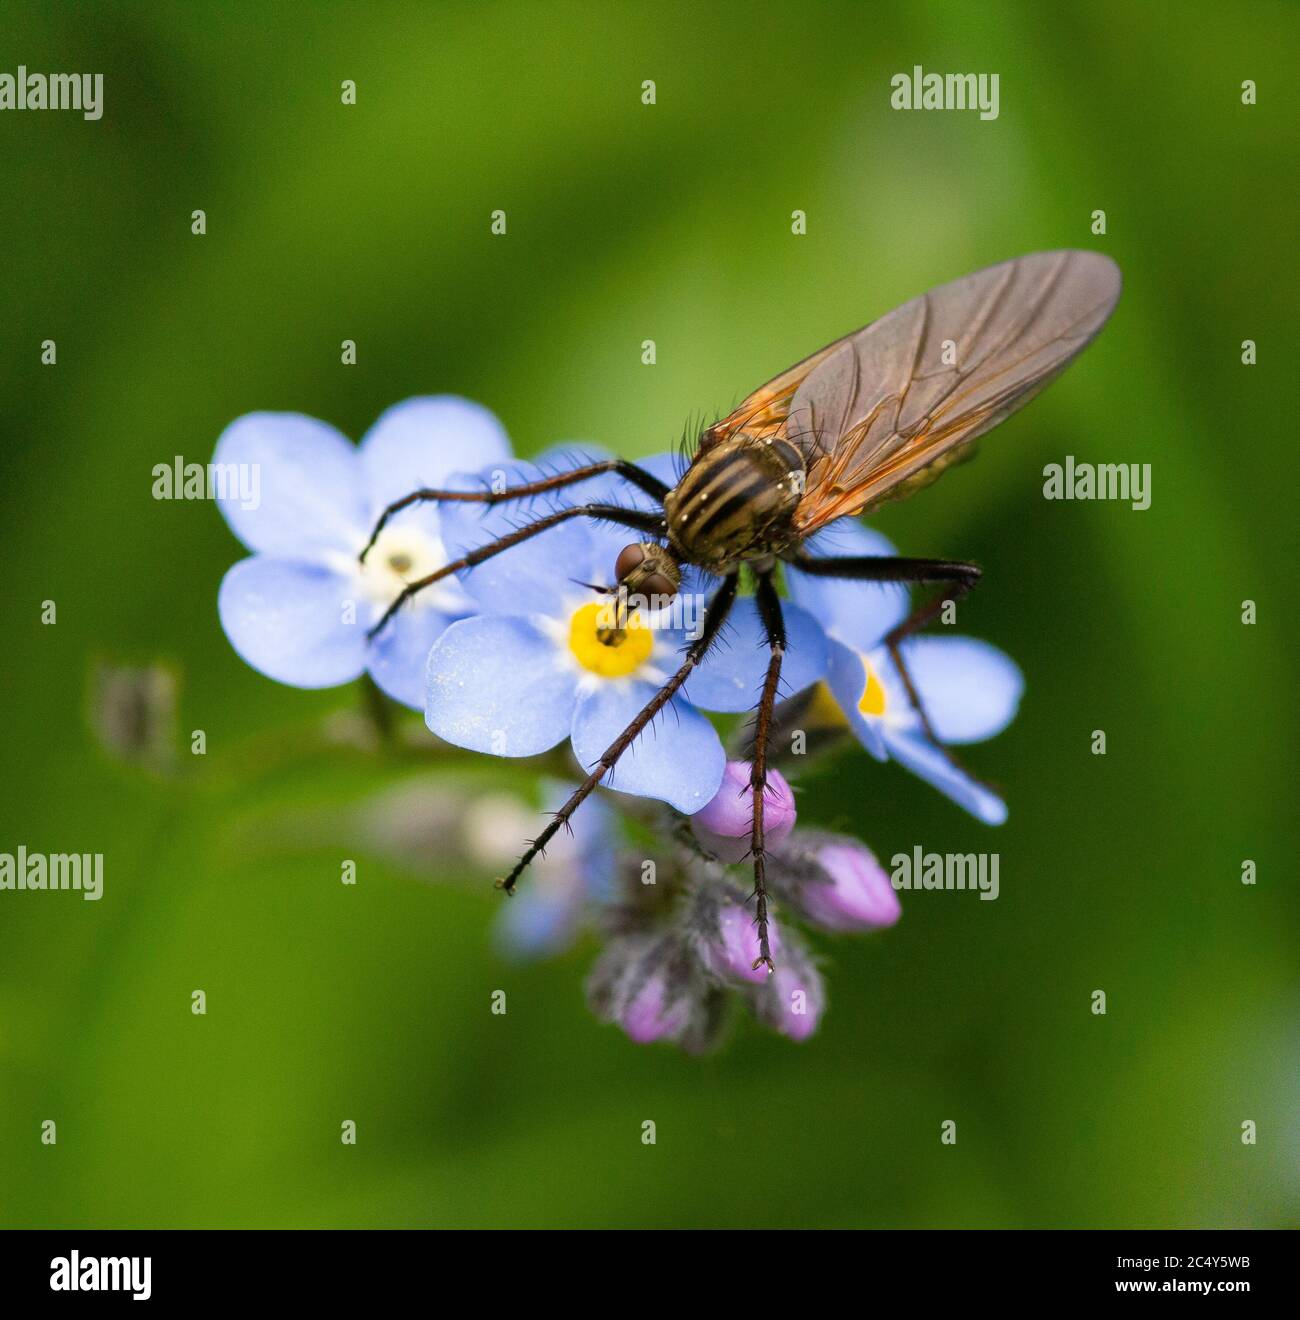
[824,638,888,759]
[214,413,368,558]
[784,517,908,653]
[687,598,828,713]
[802,516,898,560]
[425,614,577,756]
[358,396,512,512]
[218,557,366,688]
[437,461,611,617]
[435,459,539,550]
[883,727,1009,825]
[896,636,1024,745]
[366,605,459,712]
[570,681,725,812]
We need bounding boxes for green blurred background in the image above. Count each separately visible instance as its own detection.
[1,0,1295,1228]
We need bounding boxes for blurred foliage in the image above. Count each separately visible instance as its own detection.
[0,0,1295,1227]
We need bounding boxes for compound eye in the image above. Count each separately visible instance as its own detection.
[641,572,677,601]
[615,544,645,582]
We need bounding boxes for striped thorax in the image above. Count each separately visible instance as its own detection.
[663,434,805,572]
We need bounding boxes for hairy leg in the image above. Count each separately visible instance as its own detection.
[747,569,786,972]
[368,503,665,640]
[360,459,670,563]
[498,574,741,893]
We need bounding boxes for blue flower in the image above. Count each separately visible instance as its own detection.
[786,518,1023,824]
[215,397,511,709]
[425,449,829,814]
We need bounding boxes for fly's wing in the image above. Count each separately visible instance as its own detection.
[785,250,1122,534]
[697,339,849,452]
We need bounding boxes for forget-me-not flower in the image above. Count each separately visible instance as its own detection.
[785,518,1023,824]
[216,397,511,709]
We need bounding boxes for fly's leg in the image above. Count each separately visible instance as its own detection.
[369,503,665,640]
[746,569,786,973]
[498,575,740,893]
[360,460,670,563]
[782,553,985,781]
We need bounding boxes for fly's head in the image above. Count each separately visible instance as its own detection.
[613,542,682,612]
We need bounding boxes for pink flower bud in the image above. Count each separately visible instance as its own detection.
[690,761,796,863]
[703,900,781,985]
[802,841,900,932]
[619,972,689,1044]
[770,966,823,1041]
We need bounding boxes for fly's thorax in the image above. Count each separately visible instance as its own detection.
[664,433,805,570]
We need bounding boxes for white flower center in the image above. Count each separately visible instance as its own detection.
[343,525,465,616]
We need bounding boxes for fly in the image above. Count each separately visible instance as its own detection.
[361,250,1123,970]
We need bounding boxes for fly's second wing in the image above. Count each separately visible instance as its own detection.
[786,250,1122,535]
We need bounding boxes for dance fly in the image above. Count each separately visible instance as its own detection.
[363,250,1123,969]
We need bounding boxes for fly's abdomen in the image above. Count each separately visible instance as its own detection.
[664,434,804,569]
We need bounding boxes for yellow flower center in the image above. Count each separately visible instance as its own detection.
[807,681,849,728]
[568,602,653,678]
[858,660,887,718]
